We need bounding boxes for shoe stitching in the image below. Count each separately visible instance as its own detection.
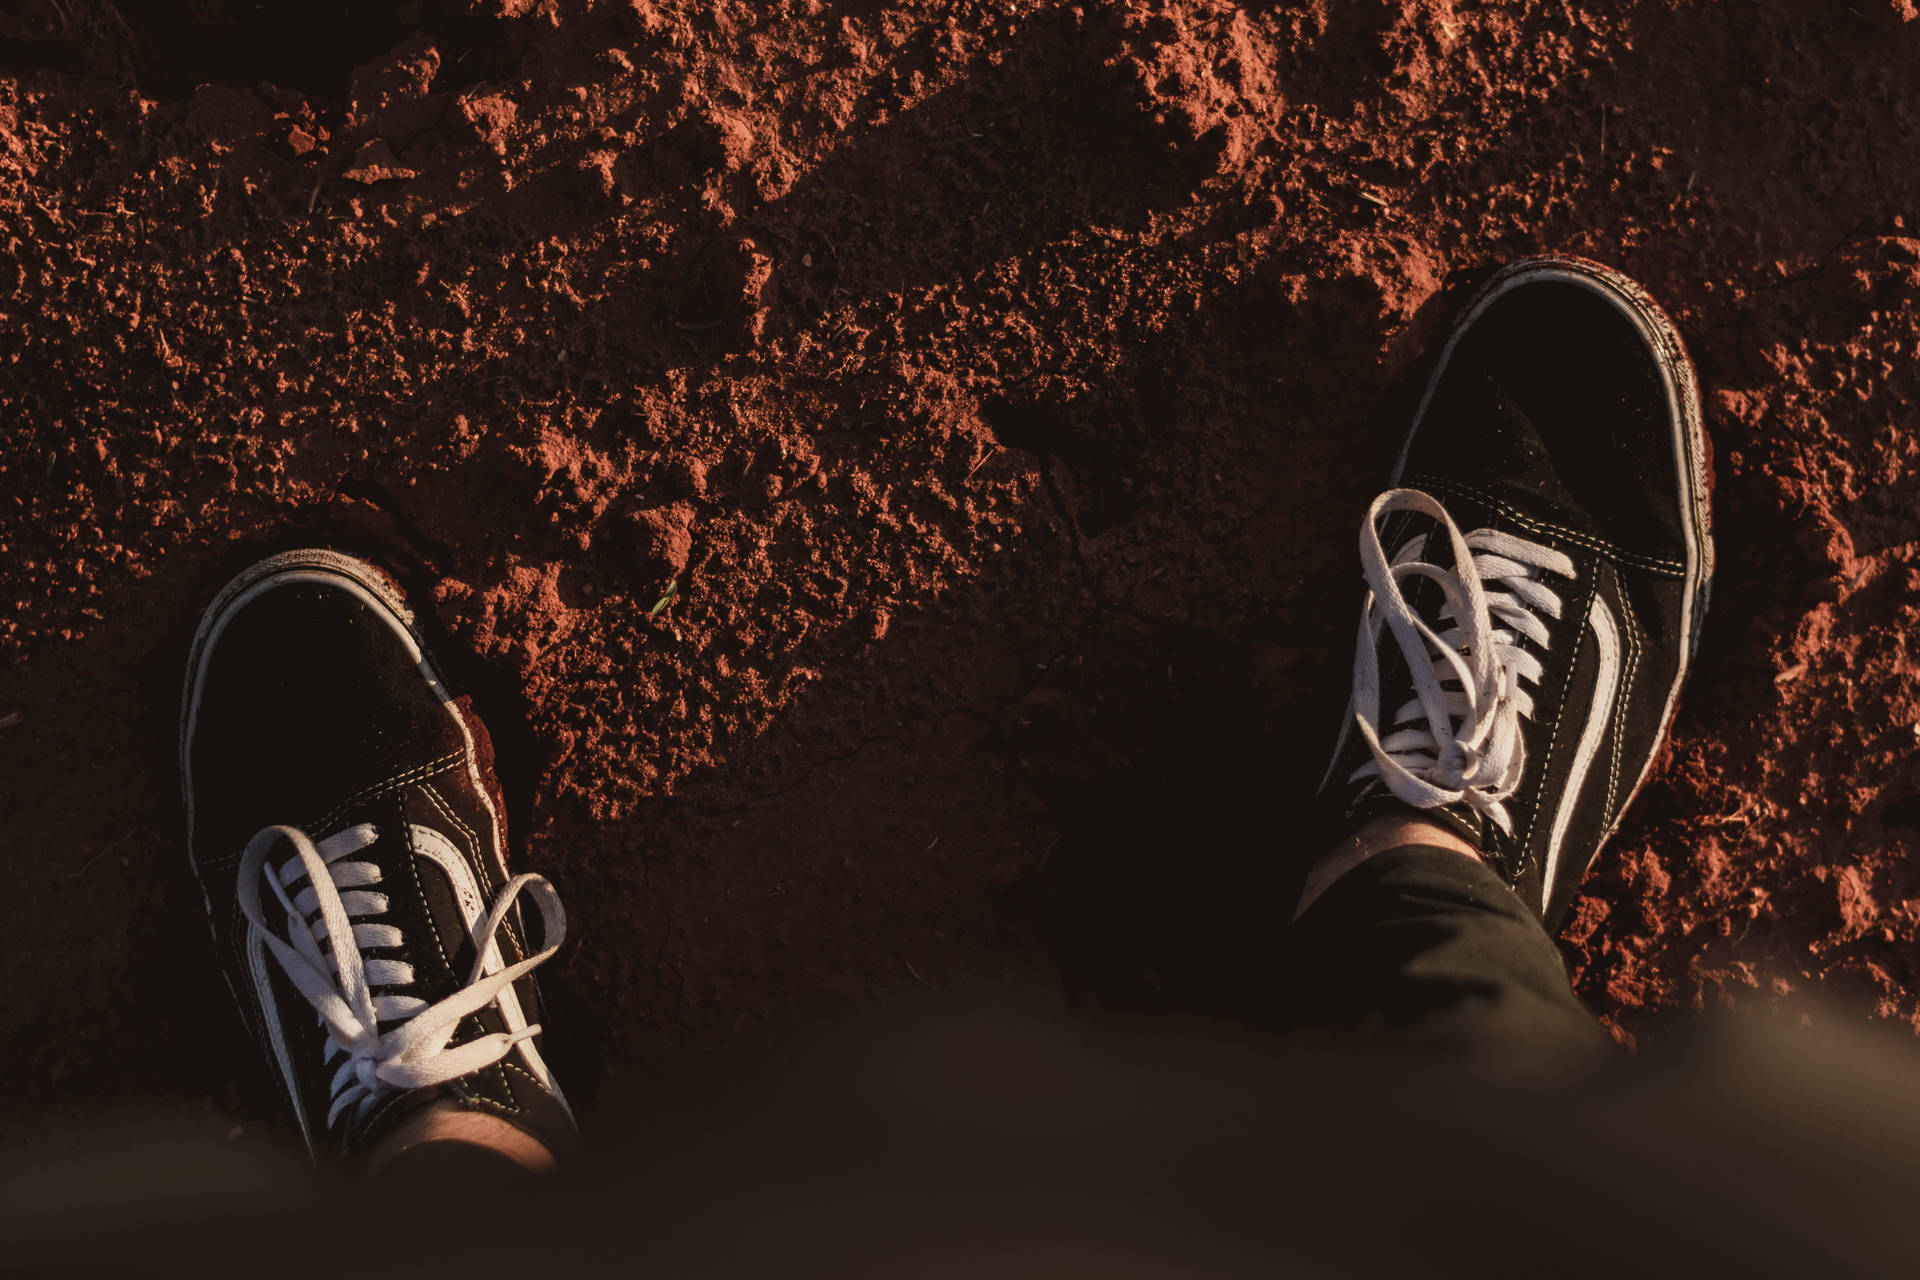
[497,1059,550,1109]
[1409,474,1688,576]
[419,781,529,965]
[399,808,523,1120]
[451,1059,521,1114]
[419,781,492,897]
[402,814,461,985]
[455,1058,510,1112]
[448,1084,531,1127]
[393,819,494,1126]
[455,1061,562,1135]
[1425,472,1690,575]
[199,841,250,876]
[1517,566,1599,863]
[305,750,466,836]
[191,747,466,878]
[1603,565,1644,836]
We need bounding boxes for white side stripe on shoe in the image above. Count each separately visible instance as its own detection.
[1540,596,1621,912]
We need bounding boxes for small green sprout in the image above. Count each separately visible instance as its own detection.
[650,578,680,618]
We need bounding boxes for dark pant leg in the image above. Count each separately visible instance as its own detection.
[1280,843,1613,1071]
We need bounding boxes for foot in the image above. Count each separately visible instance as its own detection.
[181,548,576,1165]
[1319,256,1713,930]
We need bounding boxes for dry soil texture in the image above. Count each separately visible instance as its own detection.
[7,0,1920,1128]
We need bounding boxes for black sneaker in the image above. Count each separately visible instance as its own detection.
[1320,256,1713,931]
[180,548,577,1164]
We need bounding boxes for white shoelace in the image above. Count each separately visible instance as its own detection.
[237,823,565,1128]
[1349,488,1575,835]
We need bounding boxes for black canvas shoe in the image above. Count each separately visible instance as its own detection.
[1320,256,1713,931]
[181,548,577,1164]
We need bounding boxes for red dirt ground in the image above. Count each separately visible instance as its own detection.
[6,0,1920,1132]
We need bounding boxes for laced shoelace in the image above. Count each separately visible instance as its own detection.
[1348,488,1575,835]
[236,823,565,1129]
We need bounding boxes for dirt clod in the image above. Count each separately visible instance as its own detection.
[629,501,694,579]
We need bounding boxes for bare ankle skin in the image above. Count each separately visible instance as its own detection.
[1293,814,1486,920]
[364,1100,557,1176]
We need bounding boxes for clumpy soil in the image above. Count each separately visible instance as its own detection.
[6,0,1920,1129]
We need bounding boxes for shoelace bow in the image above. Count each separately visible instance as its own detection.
[1349,488,1575,835]
[237,822,564,1128]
